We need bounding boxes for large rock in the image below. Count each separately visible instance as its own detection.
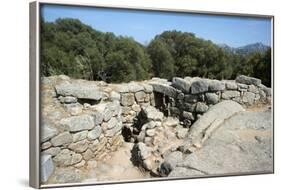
[184,100,244,151]
[51,132,73,147]
[195,102,209,113]
[68,139,88,153]
[191,79,209,94]
[208,80,225,91]
[150,82,178,98]
[137,142,152,160]
[72,130,88,142]
[41,154,54,183]
[178,109,272,175]
[53,149,82,166]
[163,151,183,170]
[60,115,95,132]
[135,91,146,102]
[142,106,164,121]
[242,92,256,105]
[168,167,204,177]
[236,75,261,86]
[49,167,82,184]
[41,123,59,143]
[55,82,102,100]
[172,77,191,93]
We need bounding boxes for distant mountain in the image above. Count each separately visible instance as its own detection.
[218,42,270,56]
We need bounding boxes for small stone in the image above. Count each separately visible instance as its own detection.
[41,141,52,150]
[105,122,122,137]
[41,123,59,143]
[143,121,156,129]
[142,106,164,121]
[182,111,194,121]
[225,81,238,90]
[137,142,152,160]
[43,147,61,157]
[64,103,82,116]
[63,96,77,104]
[68,139,88,153]
[222,91,240,99]
[82,149,94,160]
[132,104,141,112]
[88,126,102,140]
[51,132,73,147]
[72,130,88,143]
[146,129,156,137]
[195,102,208,113]
[107,117,118,129]
[92,112,104,125]
[242,92,256,105]
[248,85,259,93]
[121,93,135,106]
[135,91,146,102]
[206,93,219,104]
[103,108,113,122]
[53,149,82,166]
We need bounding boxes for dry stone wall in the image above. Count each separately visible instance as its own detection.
[40,74,271,183]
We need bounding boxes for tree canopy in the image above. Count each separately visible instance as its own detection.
[41,18,271,86]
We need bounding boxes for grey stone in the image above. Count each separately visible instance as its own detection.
[68,139,88,153]
[142,83,153,93]
[51,132,73,147]
[135,91,146,102]
[209,80,225,91]
[72,131,88,143]
[237,83,249,90]
[91,112,104,126]
[242,92,256,105]
[177,93,184,100]
[43,147,61,157]
[236,75,261,86]
[142,106,164,121]
[222,91,240,99]
[191,79,209,94]
[182,111,194,121]
[60,115,95,132]
[183,103,196,112]
[41,142,52,150]
[206,93,219,104]
[55,82,102,100]
[195,102,209,113]
[107,117,118,129]
[103,107,113,122]
[53,149,82,166]
[172,77,191,93]
[41,123,59,143]
[61,96,77,104]
[88,125,102,140]
[150,82,178,98]
[143,121,156,129]
[146,129,156,137]
[121,93,135,106]
[248,85,259,93]
[225,81,238,90]
[41,154,54,183]
[184,94,198,103]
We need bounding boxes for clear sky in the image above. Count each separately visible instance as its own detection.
[41,4,272,48]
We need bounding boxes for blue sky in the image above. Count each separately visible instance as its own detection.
[41,4,272,47]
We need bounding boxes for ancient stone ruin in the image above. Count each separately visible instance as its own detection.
[41,74,272,184]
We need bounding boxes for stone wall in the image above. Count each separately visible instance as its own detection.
[40,74,271,183]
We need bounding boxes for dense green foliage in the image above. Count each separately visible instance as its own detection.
[41,18,271,86]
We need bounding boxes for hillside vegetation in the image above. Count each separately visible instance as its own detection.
[41,18,271,86]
